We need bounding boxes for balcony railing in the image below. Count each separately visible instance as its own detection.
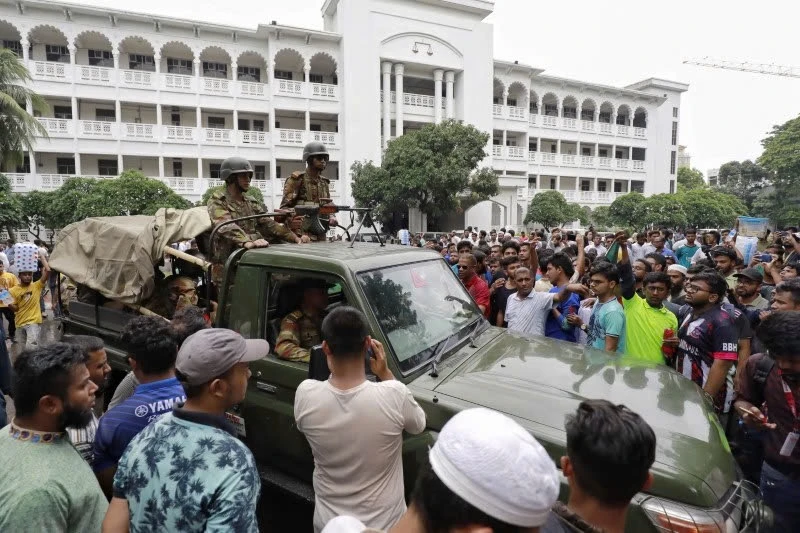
[161,177,202,194]
[563,118,577,129]
[634,127,647,138]
[3,173,29,191]
[542,116,558,128]
[492,104,503,117]
[163,125,195,143]
[238,81,267,98]
[542,153,557,164]
[522,188,623,205]
[204,128,234,144]
[79,120,115,137]
[121,69,155,88]
[276,128,305,145]
[311,131,338,145]
[633,160,645,171]
[598,157,613,168]
[617,125,630,136]
[251,180,272,195]
[492,145,503,157]
[163,74,194,92]
[37,118,73,136]
[599,123,613,134]
[581,120,595,132]
[528,151,538,163]
[123,123,157,141]
[528,114,537,125]
[30,60,69,80]
[508,106,527,120]
[202,77,230,94]
[581,156,595,168]
[276,79,303,96]
[77,65,113,85]
[616,159,630,169]
[40,174,74,190]
[240,130,268,145]
[561,154,577,166]
[507,146,525,159]
[311,83,337,99]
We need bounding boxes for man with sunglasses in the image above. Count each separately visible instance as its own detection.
[281,141,338,239]
[208,156,305,287]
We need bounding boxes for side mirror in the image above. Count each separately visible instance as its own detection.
[308,344,330,381]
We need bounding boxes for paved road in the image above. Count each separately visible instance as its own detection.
[4,313,315,532]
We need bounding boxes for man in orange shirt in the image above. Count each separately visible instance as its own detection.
[0,262,18,340]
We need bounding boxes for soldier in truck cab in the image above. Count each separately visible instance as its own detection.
[207,156,307,286]
[275,279,330,363]
[281,141,338,240]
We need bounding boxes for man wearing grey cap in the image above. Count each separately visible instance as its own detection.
[734,267,769,310]
[323,408,560,533]
[103,329,269,533]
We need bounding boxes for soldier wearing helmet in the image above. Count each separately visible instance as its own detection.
[280,141,337,238]
[207,156,308,286]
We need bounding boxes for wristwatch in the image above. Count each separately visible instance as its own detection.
[580,324,588,332]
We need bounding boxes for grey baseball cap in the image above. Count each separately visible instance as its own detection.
[176,328,269,386]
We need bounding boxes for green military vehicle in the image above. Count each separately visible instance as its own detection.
[60,236,768,532]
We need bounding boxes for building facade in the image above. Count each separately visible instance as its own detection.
[0,0,687,231]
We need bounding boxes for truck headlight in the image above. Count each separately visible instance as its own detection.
[641,498,727,533]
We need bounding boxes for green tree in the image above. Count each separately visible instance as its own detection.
[608,192,646,229]
[20,190,56,240]
[0,49,48,168]
[633,194,687,228]
[75,170,190,219]
[590,205,613,229]
[715,160,768,212]
[757,116,800,225]
[523,190,585,228]
[48,177,99,229]
[677,167,706,191]
[0,173,23,240]
[351,120,498,230]
[676,188,746,228]
[200,184,264,206]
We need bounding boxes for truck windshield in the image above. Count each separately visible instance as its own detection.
[357,259,483,373]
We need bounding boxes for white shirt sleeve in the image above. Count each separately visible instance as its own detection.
[400,384,426,434]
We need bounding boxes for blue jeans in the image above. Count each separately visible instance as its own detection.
[760,461,800,533]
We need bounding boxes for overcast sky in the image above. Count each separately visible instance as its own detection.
[78,0,800,176]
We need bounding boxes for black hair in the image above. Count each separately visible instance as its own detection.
[784,262,800,274]
[694,258,716,269]
[508,229,515,236]
[433,244,443,253]
[757,311,800,358]
[548,252,575,278]
[473,250,486,263]
[690,270,728,299]
[706,230,721,245]
[121,316,178,375]
[566,399,656,507]
[643,271,671,290]
[634,259,652,273]
[456,240,473,252]
[170,305,210,346]
[685,228,697,235]
[487,256,500,265]
[501,241,520,254]
[775,278,800,305]
[500,256,521,269]
[537,248,555,265]
[13,343,87,418]
[564,244,579,258]
[644,252,667,270]
[589,261,619,282]
[411,462,526,533]
[62,335,105,359]
[686,264,714,276]
[479,230,487,238]
[321,306,369,359]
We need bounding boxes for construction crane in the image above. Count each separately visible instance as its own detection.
[683,57,800,79]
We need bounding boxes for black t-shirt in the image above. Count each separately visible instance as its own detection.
[492,285,517,327]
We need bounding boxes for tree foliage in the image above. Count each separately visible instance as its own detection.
[715,160,768,212]
[590,205,613,229]
[608,192,646,229]
[756,116,800,226]
[74,170,191,219]
[677,167,706,191]
[21,190,56,239]
[675,189,746,228]
[633,194,688,228]
[47,177,100,230]
[351,120,498,230]
[0,173,23,239]
[523,190,586,228]
[200,184,264,207]
[0,49,48,167]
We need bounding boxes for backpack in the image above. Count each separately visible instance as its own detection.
[752,354,775,399]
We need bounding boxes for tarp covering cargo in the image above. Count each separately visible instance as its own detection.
[49,207,212,304]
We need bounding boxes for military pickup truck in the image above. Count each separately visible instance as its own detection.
[61,241,768,532]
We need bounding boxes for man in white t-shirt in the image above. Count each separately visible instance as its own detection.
[294,307,426,532]
[505,267,582,337]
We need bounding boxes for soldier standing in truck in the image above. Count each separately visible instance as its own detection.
[208,156,307,287]
[280,141,338,240]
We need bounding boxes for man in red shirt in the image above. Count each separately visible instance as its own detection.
[458,253,490,318]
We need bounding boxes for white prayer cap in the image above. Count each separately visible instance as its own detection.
[667,264,688,276]
[429,408,559,528]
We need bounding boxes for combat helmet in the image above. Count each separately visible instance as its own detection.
[302,141,329,163]
[220,156,253,182]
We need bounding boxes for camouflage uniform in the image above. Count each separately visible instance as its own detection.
[207,189,298,285]
[280,171,332,240]
[274,309,324,363]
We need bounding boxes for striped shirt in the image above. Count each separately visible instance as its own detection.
[505,291,556,337]
[67,412,99,463]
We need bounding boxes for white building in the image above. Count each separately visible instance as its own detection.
[0,0,687,231]
[677,145,691,169]
[708,168,720,187]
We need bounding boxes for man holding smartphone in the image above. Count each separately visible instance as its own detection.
[294,307,426,532]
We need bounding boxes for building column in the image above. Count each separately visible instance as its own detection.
[112,51,119,70]
[156,104,162,127]
[394,63,404,137]
[381,62,392,148]
[196,106,202,129]
[433,69,444,124]
[74,153,81,176]
[536,138,541,152]
[595,142,600,158]
[158,156,165,178]
[21,39,28,62]
[576,104,582,122]
[29,151,37,185]
[556,176,561,191]
[577,141,581,157]
[612,144,617,159]
[198,158,204,179]
[611,112,617,127]
[575,176,580,191]
[115,100,122,141]
[194,58,201,78]
[154,52,161,74]
[231,61,238,81]
[556,139,561,155]
[68,45,76,65]
[444,71,455,119]
[305,110,311,133]
[501,130,507,157]
[629,148,634,162]
[304,64,310,98]
[117,153,124,174]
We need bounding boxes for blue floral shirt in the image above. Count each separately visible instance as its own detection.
[113,408,260,533]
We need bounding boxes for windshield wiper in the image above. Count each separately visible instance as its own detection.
[428,317,486,378]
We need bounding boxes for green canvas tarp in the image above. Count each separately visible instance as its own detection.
[49,207,212,304]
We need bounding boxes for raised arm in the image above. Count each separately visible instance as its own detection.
[616,232,635,300]
[575,233,586,280]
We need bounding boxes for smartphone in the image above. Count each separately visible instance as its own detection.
[760,253,773,262]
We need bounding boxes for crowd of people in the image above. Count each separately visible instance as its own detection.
[411,224,800,532]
